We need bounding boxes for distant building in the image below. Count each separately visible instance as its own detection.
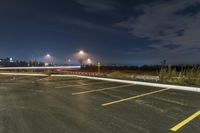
[0,57,15,67]
[0,58,14,63]
[0,57,45,67]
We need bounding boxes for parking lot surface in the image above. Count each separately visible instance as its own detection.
[0,75,200,133]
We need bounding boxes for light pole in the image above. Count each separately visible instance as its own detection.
[97,62,101,73]
[45,53,53,66]
[78,50,85,67]
[46,54,51,58]
[87,58,92,65]
[67,58,71,65]
[79,50,84,55]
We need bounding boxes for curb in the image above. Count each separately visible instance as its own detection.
[0,73,48,76]
[51,74,200,93]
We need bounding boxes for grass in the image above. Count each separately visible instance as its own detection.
[1,66,200,87]
[97,68,200,86]
[159,67,200,86]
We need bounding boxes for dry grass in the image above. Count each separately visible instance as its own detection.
[159,67,200,86]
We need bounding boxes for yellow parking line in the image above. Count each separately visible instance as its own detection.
[55,81,107,88]
[170,110,200,132]
[72,84,133,95]
[102,88,170,106]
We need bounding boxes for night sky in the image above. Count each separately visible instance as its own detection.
[0,0,200,65]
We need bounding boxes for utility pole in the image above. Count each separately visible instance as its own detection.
[97,62,101,74]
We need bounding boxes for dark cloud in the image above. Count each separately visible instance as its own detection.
[116,0,200,55]
[58,16,119,33]
[0,0,200,64]
[73,0,115,12]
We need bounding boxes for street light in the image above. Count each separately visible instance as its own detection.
[78,50,85,66]
[87,58,92,64]
[45,53,53,66]
[68,59,71,63]
[79,50,84,55]
[67,58,71,64]
[45,53,51,58]
[97,62,101,73]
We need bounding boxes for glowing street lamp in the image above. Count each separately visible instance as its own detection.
[45,53,53,66]
[79,50,84,55]
[78,50,86,66]
[67,58,71,64]
[46,54,51,58]
[87,58,92,64]
[68,58,71,63]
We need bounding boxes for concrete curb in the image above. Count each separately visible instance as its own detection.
[0,66,81,70]
[52,74,200,93]
[0,73,48,76]
[1,73,199,92]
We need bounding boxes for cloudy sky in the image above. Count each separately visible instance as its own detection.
[0,0,200,65]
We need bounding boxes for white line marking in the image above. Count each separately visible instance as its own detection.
[72,84,133,95]
[10,76,28,81]
[55,81,108,88]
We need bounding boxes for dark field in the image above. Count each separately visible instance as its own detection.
[0,75,200,133]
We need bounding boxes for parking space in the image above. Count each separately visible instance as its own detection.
[0,75,200,133]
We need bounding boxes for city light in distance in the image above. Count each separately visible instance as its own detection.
[45,53,51,58]
[67,59,71,63]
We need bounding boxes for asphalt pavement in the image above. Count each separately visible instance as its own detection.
[0,75,200,133]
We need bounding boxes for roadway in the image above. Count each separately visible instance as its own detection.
[0,75,200,133]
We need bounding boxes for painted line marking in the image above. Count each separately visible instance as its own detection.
[55,81,108,89]
[9,76,39,81]
[72,84,133,95]
[39,76,51,81]
[10,76,27,81]
[102,88,170,106]
[170,110,200,132]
